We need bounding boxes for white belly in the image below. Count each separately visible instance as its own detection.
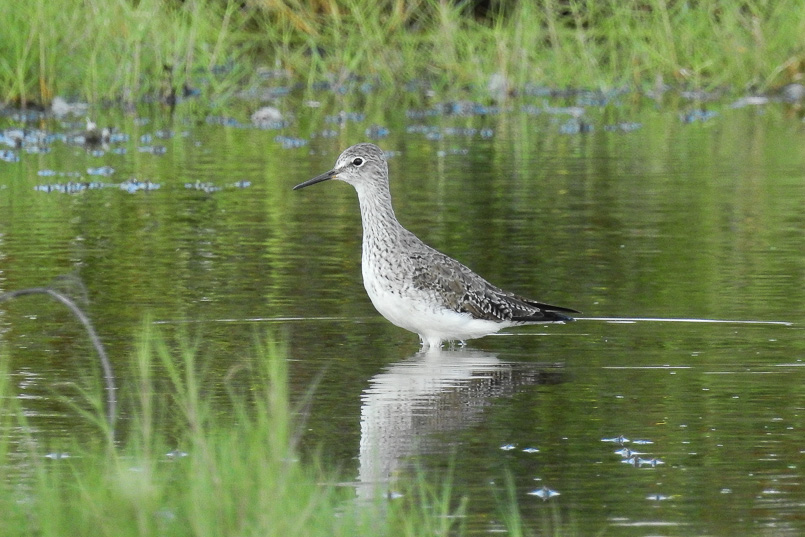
[363,273,507,348]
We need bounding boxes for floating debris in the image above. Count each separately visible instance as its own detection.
[500,443,517,451]
[314,129,339,138]
[25,144,51,154]
[437,100,495,116]
[261,86,291,98]
[405,108,440,119]
[38,170,81,178]
[137,145,167,155]
[256,67,292,80]
[622,456,664,468]
[0,131,22,148]
[251,106,285,128]
[87,166,115,176]
[680,88,726,102]
[0,149,19,162]
[544,103,586,117]
[34,182,105,194]
[4,109,47,122]
[44,452,71,460]
[205,115,245,127]
[325,111,365,125]
[402,79,429,93]
[614,448,644,458]
[522,447,540,454]
[576,89,626,107]
[406,124,440,136]
[253,119,289,129]
[728,96,770,109]
[119,179,160,193]
[155,508,177,522]
[558,118,594,134]
[442,127,478,136]
[51,96,89,117]
[646,493,671,501]
[83,118,110,145]
[232,180,251,188]
[779,82,805,102]
[528,486,560,500]
[602,435,630,444]
[439,101,473,115]
[365,125,390,139]
[436,148,469,157]
[274,136,308,149]
[487,72,510,102]
[359,81,377,93]
[166,449,188,459]
[604,122,643,132]
[67,134,89,145]
[680,109,718,123]
[185,181,222,193]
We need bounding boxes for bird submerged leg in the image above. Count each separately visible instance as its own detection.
[418,334,445,351]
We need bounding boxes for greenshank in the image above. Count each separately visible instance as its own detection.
[293,143,578,349]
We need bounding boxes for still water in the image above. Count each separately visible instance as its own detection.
[1,95,804,534]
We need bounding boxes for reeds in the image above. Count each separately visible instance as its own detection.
[1,1,804,107]
[0,324,467,536]
[0,0,250,106]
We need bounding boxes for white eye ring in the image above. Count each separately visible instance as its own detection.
[352,157,364,167]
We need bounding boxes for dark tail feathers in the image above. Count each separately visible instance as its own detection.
[513,301,580,323]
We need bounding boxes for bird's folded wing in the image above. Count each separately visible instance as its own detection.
[408,250,577,322]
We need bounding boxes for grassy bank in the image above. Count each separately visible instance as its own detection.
[0,326,469,537]
[1,0,804,108]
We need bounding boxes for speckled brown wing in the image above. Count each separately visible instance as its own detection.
[407,248,578,323]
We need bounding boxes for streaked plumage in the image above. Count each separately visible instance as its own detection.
[293,143,578,349]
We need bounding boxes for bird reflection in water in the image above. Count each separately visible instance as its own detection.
[356,347,565,500]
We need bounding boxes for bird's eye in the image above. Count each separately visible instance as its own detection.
[352,157,364,167]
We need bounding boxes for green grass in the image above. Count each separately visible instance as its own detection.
[0,324,470,537]
[1,0,804,107]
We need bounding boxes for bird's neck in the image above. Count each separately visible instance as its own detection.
[355,183,405,249]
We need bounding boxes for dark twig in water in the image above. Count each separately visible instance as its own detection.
[0,286,116,434]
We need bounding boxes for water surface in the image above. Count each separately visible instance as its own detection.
[1,98,804,534]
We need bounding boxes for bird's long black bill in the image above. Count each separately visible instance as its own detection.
[292,170,337,190]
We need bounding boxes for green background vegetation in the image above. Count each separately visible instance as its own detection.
[2,0,805,107]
